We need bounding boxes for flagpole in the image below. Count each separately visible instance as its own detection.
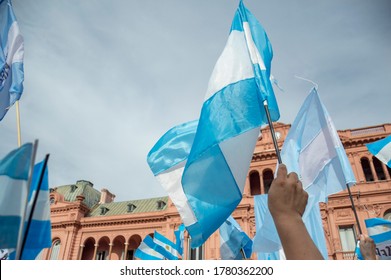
[240,248,247,260]
[16,101,22,147]
[263,100,282,164]
[346,184,363,235]
[15,139,38,260]
[19,154,50,260]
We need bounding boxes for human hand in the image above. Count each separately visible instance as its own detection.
[268,164,308,221]
[359,234,377,260]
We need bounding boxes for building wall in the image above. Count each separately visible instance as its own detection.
[41,123,391,260]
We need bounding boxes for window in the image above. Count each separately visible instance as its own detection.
[50,240,61,260]
[156,200,166,209]
[127,203,137,213]
[100,207,109,215]
[361,157,374,182]
[249,171,261,195]
[262,169,274,194]
[96,251,107,260]
[339,226,357,252]
[373,157,386,180]
[384,209,391,221]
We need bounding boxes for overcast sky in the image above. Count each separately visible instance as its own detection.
[1,0,390,202]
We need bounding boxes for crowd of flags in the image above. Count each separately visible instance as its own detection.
[1,0,390,261]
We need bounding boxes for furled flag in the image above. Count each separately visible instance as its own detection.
[174,224,185,256]
[0,0,24,121]
[253,88,355,258]
[180,0,279,248]
[219,215,252,260]
[366,135,391,168]
[365,218,391,260]
[134,235,165,260]
[153,231,180,260]
[21,159,52,260]
[0,143,32,249]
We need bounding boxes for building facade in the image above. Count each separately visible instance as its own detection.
[40,123,391,260]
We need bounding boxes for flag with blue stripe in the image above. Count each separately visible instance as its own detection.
[134,235,165,260]
[0,143,32,249]
[181,0,279,248]
[21,160,52,260]
[153,231,180,260]
[366,135,391,168]
[365,218,391,260]
[253,88,354,258]
[174,224,185,256]
[0,0,24,121]
[219,215,252,260]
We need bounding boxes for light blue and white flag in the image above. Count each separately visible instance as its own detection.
[253,88,353,258]
[181,0,279,248]
[153,231,180,260]
[0,143,32,249]
[174,224,185,256]
[21,159,52,260]
[366,135,391,168]
[0,0,24,121]
[365,218,391,260]
[219,215,252,260]
[134,235,165,260]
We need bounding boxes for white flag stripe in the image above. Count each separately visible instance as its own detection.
[6,22,24,64]
[0,176,28,216]
[375,142,391,164]
[367,224,391,236]
[243,22,266,70]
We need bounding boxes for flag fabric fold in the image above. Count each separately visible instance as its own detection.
[153,231,180,260]
[0,0,24,121]
[180,0,279,248]
[219,215,253,260]
[0,143,32,249]
[21,159,52,260]
[134,235,165,260]
[365,135,391,168]
[174,224,185,256]
[365,218,391,260]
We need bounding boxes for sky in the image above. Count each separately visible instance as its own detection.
[1,0,390,202]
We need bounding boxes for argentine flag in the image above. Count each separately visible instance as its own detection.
[365,218,391,260]
[134,235,165,260]
[0,0,24,121]
[181,0,279,248]
[21,159,52,260]
[366,135,391,168]
[0,143,32,249]
[174,224,185,256]
[153,231,180,260]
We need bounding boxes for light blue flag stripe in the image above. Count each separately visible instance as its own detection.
[21,160,52,260]
[0,143,32,248]
[134,235,165,260]
[174,224,185,256]
[364,218,391,259]
[0,0,24,121]
[366,135,391,168]
[182,0,279,248]
[153,231,179,260]
[219,215,253,260]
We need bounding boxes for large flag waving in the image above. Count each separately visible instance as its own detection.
[134,235,165,260]
[0,143,32,249]
[0,0,24,121]
[21,159,52,260]
[366,135,391,168]
[153,231,180,260]
[219,215,252,260]
[180,0,279,248]
[365,218,391,260]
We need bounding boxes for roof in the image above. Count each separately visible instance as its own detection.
[87,196,169,217]
[54,180,101,209]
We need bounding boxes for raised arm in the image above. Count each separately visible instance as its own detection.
[268,164,324,260]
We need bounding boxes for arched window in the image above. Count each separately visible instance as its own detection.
[262,169,274,194]
[249,171,261,195]
[49,240,61,260]
[373,157,386,180]
[361,157,374,182]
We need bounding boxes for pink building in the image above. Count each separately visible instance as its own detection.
[40,122,391,260]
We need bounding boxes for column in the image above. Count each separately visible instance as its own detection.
[93,243,99,260]
[77,244,85,260]
[369,158,378,181]
[382,163,391,180]
[123,242,129,260]
[108,243,113,260]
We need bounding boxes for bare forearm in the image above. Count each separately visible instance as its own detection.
[274,215,324,260]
